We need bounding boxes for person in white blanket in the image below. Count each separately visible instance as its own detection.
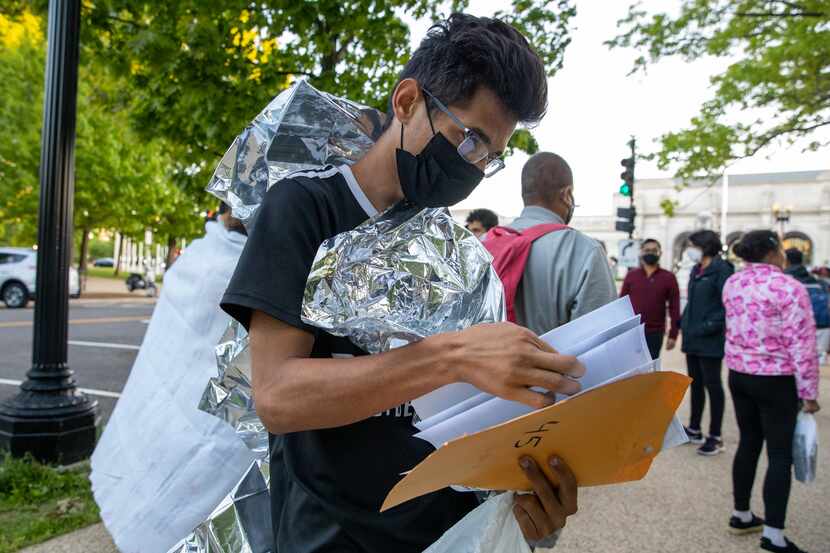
[90,207,254,553]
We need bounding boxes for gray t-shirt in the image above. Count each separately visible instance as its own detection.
[509,206,617,335]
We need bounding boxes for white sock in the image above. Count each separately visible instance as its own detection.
[763,526,786,547]
[732,510,752,523]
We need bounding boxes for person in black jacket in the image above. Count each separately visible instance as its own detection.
[681,230,734,456]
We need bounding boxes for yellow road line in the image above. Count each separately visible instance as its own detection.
[0,316,147,329]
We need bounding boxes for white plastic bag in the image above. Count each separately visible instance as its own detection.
[793,412,818,484]
[423,493,532,553]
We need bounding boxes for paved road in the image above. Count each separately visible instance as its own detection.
[0,300,154,424]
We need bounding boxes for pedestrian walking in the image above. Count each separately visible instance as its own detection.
[724,230,820,553]
[619,238,681,360]
[681,230,734,455]
[784,248,830,365]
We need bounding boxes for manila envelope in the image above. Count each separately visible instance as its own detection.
[382,372,690,512]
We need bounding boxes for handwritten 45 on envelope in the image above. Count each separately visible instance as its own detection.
[381,372,690,512]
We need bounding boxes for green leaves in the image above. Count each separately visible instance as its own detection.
[3,2,578,243]
[609,0,829,186]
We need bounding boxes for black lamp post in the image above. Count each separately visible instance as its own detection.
[0,0,98,464]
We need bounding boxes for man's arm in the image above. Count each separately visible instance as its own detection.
[250,311,584,434]
[571,244,618,320]
[619,271,631,298]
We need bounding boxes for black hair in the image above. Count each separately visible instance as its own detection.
[785,247,804,266]
[688,230,723,257]
[641,238,661,250]
[387,13,547,129]
[466,208,499,230]
[732,230,780,263]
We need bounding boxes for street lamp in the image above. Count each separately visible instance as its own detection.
[771,203,792,238]
[0,0,97,464]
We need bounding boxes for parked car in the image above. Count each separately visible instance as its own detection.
[94,257,114,267]
[0,247,80,308]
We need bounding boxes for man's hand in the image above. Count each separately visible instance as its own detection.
[803,399,821,414]
[437,323,585,409]
[666,338,677,351]
[513,455,578,543]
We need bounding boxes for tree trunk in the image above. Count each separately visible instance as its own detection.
[114,232,122,276]
[78,226,90,292]
[165,235,177,271]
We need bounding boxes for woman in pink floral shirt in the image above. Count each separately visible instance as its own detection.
[723,230,820,553]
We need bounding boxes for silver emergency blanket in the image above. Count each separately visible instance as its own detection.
[170,322,270,553]
[198,321,267,457]
[167,459,273,553]
[302,202,506,354]
[206,78,380,226]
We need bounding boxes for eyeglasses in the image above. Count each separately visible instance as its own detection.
[421,88,505,178]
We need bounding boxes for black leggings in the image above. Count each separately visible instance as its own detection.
[729,370,799,529]
[686,354,725,437]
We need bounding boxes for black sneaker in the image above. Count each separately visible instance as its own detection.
[760,537,807,553]
[697,436,725,456]
[729,513,764,535]
[684,426,705,444]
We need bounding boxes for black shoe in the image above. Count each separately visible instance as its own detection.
[697,436,725,456]
[729,513,764,535]
[684,426,705,445]
[760,537,807,553]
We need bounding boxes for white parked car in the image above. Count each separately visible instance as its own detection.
[0,247,80,308]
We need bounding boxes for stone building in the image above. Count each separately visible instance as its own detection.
[454,169,830,271]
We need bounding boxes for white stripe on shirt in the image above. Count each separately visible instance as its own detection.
[337,165,379,217]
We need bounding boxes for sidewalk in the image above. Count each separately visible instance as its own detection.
[16,349,830,553]
[76,276,161,302]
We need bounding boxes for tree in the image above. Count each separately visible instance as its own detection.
[0,10,204,275]
[608,0,829,183]
[75,0,576,194]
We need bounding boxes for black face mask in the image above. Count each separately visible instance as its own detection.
[395,99,484,208]
[642,253,660,266]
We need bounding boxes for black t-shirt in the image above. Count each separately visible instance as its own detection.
[221,165,478,553]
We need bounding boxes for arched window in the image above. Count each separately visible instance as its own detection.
[726,231,744,265]
[783,231,813,265]
[672,231,693,268]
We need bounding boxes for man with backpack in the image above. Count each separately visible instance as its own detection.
[785,248,830,365]
[484,151,617,333]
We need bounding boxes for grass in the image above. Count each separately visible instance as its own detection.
[85,266,119,280]
[84,266,164,284]
[0,454,100,553]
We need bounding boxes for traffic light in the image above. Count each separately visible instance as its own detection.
[617,137,636,237]
[615,206,636,234]
[619,156,634,197]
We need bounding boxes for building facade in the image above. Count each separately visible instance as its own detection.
[455,169,830,271]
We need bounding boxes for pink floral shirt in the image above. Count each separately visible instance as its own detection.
[723,263,819,400]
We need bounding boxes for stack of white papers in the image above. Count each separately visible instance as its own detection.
[412,297,687,450]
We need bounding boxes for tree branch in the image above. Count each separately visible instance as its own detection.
[743,120,830,158]
[104,14,148,28]
[735,11,826,17]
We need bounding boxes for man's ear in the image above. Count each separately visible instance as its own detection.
[391,78,422,126]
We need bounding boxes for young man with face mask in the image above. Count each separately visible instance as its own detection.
[619,239,681,360]
[221,14,583,553]
[505,151,617,336]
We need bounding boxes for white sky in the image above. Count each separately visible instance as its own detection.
[407,1,829,217]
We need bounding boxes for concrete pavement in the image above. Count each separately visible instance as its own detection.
[12,349,830,553]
